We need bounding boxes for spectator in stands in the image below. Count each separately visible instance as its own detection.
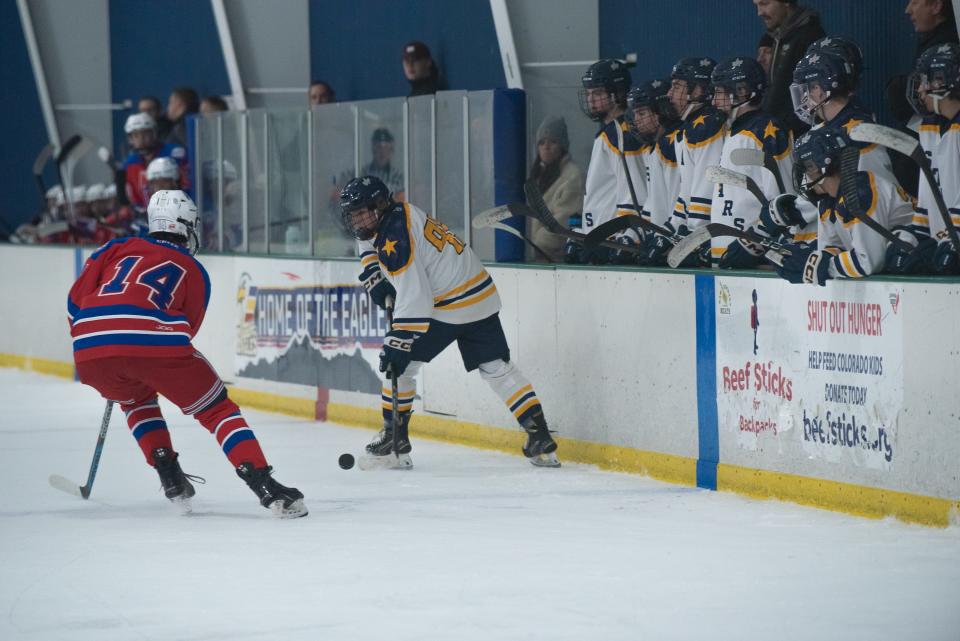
[333,128,406,203]
[757,33,775,76]
[166,87,199,147]
[138,95,173,141]
[403,41,444,97]
[527,116,584,262]
[200,95,229,114]
[309,81,336,106]
[754,0,825,136]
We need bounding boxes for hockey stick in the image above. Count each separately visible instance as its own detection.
[48,400,114,499]
[57,135,94,220]
[729,147,787,195]
[707,166,768,205]
[668,223,790,268]
[471,205,554,261]
[848,122,960,252]
[32,143,55,209]
[838,146,916,254]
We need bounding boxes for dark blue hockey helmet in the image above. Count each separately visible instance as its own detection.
[711,57,766,114]
[908,43,960,115]
[579,59,632,120]
[791,127,849,198]
[666,57,716,119]
[807,36,865,88]
[626,79,669,137]
[339,175,392,240]
[790,51,857,125]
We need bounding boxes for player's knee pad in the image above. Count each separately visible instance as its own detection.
[382,361,422,392]
[478,358,531,402]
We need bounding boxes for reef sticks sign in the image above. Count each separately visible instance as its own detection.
[715,278,903,470]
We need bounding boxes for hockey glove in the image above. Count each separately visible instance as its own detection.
[611,233,641,265]
[359,263,396,309]
[932,232,960,275]
[564,238,584,264]
[777,245,830,286]
[758,194,805,237]
[379,329,417,377]
[718,238,764,270]
[884,227,934,275]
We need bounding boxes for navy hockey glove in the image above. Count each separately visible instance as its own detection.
[884,227,934,275]
[379,329,416,377]
[359,263,396,310]
[758,194,805,236]
[564,238,584,264]
[611,233,641,265]
[777,245,830,286]
[932,233,960,275]
[718,238,764,270]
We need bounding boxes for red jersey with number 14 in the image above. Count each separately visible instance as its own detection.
[67,236,211,362]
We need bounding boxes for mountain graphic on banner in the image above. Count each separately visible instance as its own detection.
[237,335,381,393]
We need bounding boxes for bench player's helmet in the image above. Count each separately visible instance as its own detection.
[124,113,158,153]
[790,51,856,125]
[626,79,670,139]
[711,57,766,116]
[908,43,960,115]
[148,189,199,251]
[340,176,393,240]
[806,36,865,88]
[665,57,716,120]
[792,127,848,201]
[579,59,632,121]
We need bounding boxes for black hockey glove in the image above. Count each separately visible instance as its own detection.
[758,194,805,236]
[884,227,934,275]
[359,263,396,310]
[777,245,830,286]
[718,238,764,270]
[932,232,960,275]
[564,238,584,264]
[610,233,641,265]
[379,329,416,377]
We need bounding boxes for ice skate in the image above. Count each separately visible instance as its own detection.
[359,414,413,470]
[152,447,202,512]
[236,463,307,518]
[521,412,561,468]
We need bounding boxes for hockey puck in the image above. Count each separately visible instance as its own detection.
[338,453,355,470]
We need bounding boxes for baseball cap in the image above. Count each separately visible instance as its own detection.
[403,41,431,62]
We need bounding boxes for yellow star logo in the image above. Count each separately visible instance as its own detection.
[692,115,706,128]
[842,118,862,135]
[763,120,779,139]
[382,238,398,256]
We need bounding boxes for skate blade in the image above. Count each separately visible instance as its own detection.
[171,495,193,515]
[270,498,308,519]
[530,452,561,468]
[357,452,413,471]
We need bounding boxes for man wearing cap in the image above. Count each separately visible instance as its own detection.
[753,0,825,136]
[333,127,406,206]
[403,41,444,97]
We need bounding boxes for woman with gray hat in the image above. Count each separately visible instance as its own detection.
[527,116,585,262]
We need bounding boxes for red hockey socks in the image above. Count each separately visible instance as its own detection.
[122,397,173,465]
[195,396,267,469]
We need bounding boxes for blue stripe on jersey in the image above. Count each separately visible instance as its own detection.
[90,237,135,260]
[67,296,80,319]
[73,333,191,351]
[689,196,712,205]
[72,304,189,323]
[222,429,255,454]
[132,419,167,441]
[435,277,494,308]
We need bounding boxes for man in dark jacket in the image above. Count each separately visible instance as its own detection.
[754,0,825,136]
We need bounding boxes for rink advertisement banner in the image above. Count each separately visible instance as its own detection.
[715,278,903,470]
[233,258,387,393]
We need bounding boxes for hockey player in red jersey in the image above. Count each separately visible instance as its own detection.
[122,114,189,210]
[340,176,560,469]
[67,190,306,517]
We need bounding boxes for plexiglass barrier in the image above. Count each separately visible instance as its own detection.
[193,89,516,261]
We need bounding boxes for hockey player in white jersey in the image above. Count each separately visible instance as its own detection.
[565,59,646,264]
[709,57,794,269]
[893,42,960,274]
[341,177,560,468]
[776,128,914,285]
[644,57,726,267]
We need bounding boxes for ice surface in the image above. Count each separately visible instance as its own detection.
[1,368,958,641]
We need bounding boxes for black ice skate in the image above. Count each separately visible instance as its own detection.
[152,447,202,510]
[359,413,413,470]
[521,411,561,468]
[236,463,308,518]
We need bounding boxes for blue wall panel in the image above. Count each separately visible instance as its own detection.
[309,0,505,101]
[599,0,916,126]
[0,2,53,229]
[108,0,230,151]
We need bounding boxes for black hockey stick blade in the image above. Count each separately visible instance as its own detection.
[667,223,789,268]
[493,221,554,262]
[839,147,915,254]
[707,166,767,205]
[849,122,960,251]
[581,216,645,256]
[522,180,567,234]
[509,201,634,254]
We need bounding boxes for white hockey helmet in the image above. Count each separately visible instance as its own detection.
[85,183,106,202]
[70,185,87,203]
[46,185,65,205]
[124,112,156,134]
[146,157,179,181]
[147,189,198,239]
[103,183,117,199]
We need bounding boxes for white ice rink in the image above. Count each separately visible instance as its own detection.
[1,368,958,641]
